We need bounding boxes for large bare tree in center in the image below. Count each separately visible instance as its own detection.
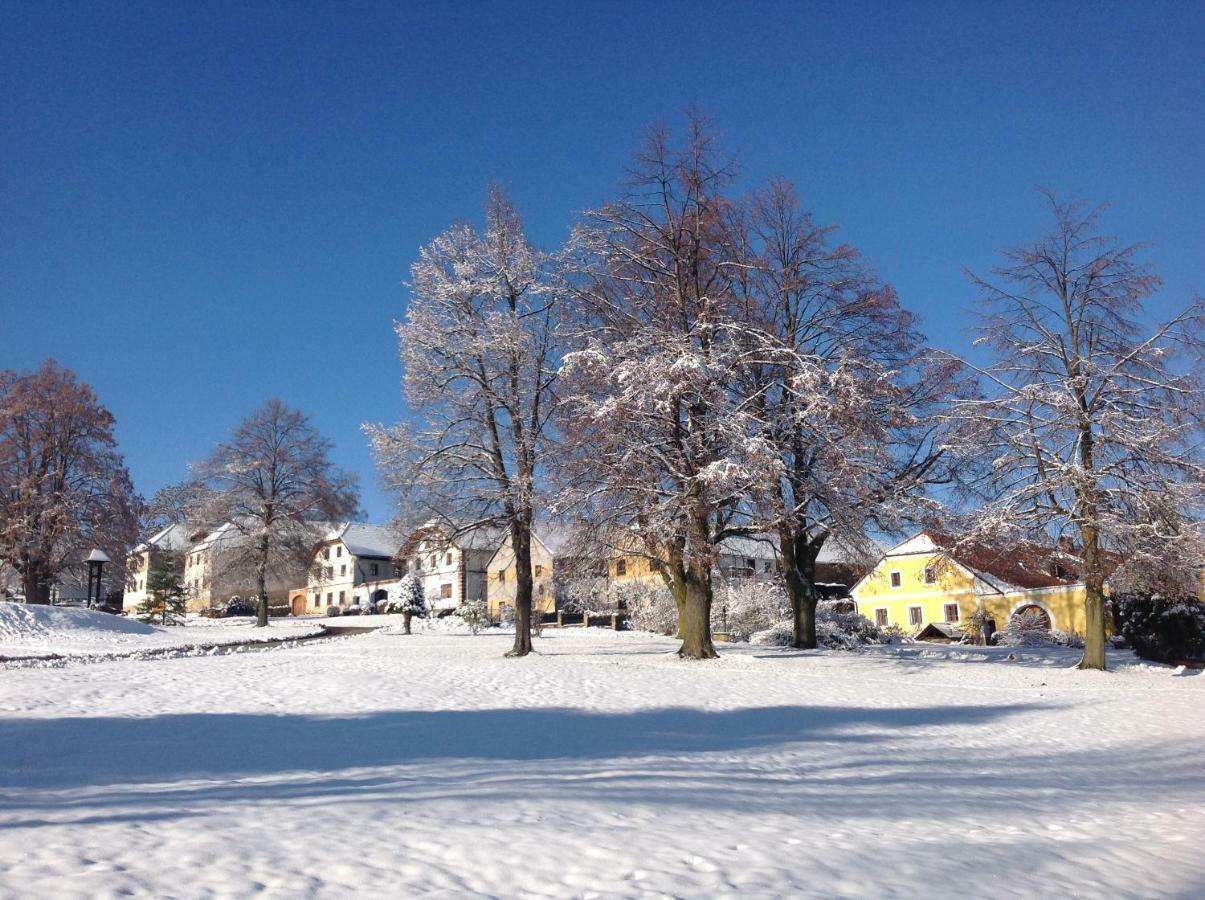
[366,188,561,658]
[730,181,961,649]
[948,195,1203,670]
[560,118,757,659]
[200,399,360,627]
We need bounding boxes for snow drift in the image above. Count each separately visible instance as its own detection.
[0,602,156,642]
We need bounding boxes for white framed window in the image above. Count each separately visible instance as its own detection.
[923,566,937,585]
[875,608,888,627]
[370,563,379,577]
[944,603,960,623]
[890,571,902,588]
[908,606,923,626]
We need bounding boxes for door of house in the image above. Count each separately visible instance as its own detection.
[291,594,307,616]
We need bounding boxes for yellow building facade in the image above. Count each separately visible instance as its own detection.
[851,533,1091,636]
[485,532,558,618]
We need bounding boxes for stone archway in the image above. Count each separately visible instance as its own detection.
[1009,603,1052,631]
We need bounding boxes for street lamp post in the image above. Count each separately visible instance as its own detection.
[86,549,111,609]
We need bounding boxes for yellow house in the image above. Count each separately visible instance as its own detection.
[851,532,1093,637]
[485,531,559,618]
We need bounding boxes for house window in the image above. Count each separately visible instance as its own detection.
[923,566,937,585]
[615,560,627,577]
[337,546,343,558]
[944,603,960,623]
[744,557,755,571]
[338,591,345,604]
[399,560,408,575]
[497,570,506,582]
[324,547,330,560]
[890,571,902,588]
[908,606,923,626]
[445,552,452,565]
[325,566,333,580]
[875,608,888,627]
[314,594,321,606]
[534,564,543,577]
[340,565,347,577]
[370,563,379,577]
[415,557,421,571]
[440,583,452,599]
[429,555,436,568]
[327,592,333,604]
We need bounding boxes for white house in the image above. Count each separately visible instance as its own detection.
[402,524,505,612]
[299,522,401,615]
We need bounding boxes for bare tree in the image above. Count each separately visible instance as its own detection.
[730,180,961,648]
[0,360,140,604]
[365,188,561,657]
[200,399,359,627]
[559,116,757,659]
[947,195,1203,670]
[142,477,218,536]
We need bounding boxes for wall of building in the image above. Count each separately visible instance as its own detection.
[852,550,1091,635]
[485,538,556,617]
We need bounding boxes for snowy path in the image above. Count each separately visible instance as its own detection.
[0,630,1201,899]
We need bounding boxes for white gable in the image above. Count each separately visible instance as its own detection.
[888,533,938,555]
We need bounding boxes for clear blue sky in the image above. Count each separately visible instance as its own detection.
[3,0,1202,521]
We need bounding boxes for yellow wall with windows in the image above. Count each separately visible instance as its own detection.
[853,551,1091,636]
[485,537,557,618]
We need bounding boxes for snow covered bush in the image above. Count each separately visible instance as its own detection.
[995,610,1083,649]
[711,580,790,640]
[621,582,677,636]
[325,605,342,617]
[750,600,891,650]
[1112,593,1205,663]
[457,599,490,635]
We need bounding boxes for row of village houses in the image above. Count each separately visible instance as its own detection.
[119,519,1126,638]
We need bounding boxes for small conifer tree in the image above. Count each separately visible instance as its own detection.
[138,551,186,625]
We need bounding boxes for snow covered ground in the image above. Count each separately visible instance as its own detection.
[0,602,325,661]
[0,628,1201,899]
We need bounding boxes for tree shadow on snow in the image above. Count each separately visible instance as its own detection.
[0,702,1199,835]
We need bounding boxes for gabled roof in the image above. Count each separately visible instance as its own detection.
[870,529,1085,593]
[134,523,194,554]
[334,523,399,559]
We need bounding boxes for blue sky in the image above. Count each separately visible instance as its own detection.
[2,0,1202,521]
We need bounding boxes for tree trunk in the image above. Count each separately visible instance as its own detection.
[674,567,717,659]
[255,541,270,628]
[507,523,534,657]
[1075,422,1107,671]
[781,533,820,650]
[403,610,413,635]
[22,567,50,605]
[1078,522,1108,670]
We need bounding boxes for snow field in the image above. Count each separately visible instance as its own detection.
[0,602,325,660]
[0,628,1201,898]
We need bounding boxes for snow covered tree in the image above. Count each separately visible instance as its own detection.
[559,116,759,659]
[199,399,360,627]
[0,360,140,604]
[385,573,425,634]
[947,195,1203,670]
[729,180,962,649]
[138,550,186,625]
[366,188,562,658]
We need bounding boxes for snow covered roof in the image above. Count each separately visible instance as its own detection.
[881,530,1088,592]
[336,523,400,559]
[134,523,195,554]
[717,535,778,560]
